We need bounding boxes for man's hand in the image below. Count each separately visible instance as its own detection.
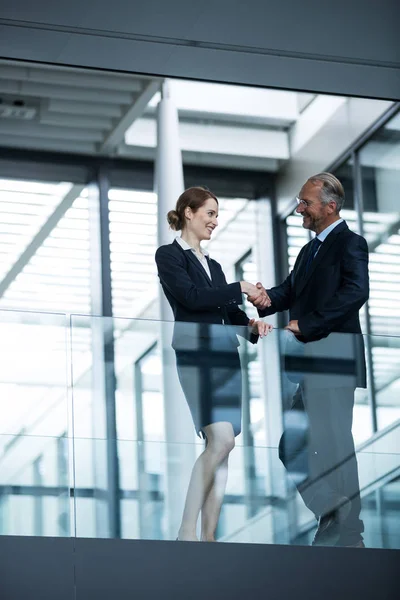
[246,281,271,310]
[285,320,301,335]
[248,319,273,338]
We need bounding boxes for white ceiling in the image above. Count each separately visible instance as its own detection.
[0,58,317,171]
[0,59,161,155]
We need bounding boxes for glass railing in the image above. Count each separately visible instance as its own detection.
[1,308,399,550]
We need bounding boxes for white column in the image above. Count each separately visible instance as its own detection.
[155,80,197,539]
[255,198,291,543]
[156,80,184,273]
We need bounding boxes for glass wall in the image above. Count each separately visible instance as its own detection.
[1,308,399,549]
[70,315,400,548]
[359,111,400,431]
[0,310,70,536]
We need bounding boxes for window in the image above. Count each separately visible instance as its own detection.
[360,111,400,430]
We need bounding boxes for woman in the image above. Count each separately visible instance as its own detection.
[155,187,272,542]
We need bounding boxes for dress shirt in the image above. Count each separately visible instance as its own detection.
[313,218,344,256]
[175,236,212,280]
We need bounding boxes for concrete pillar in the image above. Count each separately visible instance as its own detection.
[155,80,197,539]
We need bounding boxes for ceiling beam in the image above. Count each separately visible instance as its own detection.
[99,80,161,154]
[124,117,289,159]
[0,80,133,104]
[0,64,144,91]
[0,135,96,154]
[47,98,122,117]
[119,144,279,171]
[0,184,85,299]
[40,112,113,130]
[0,120,104,141]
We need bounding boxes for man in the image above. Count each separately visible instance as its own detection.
[255,172,369,547]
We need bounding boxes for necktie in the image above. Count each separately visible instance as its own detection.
[305,237,322,273]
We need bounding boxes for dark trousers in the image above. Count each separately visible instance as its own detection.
[279,384,364,543]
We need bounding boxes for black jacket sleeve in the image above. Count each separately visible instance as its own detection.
[299,235,369,340]
[257,247,307,317]
[155,245,242,311]
[215,262,259,344]
[213,262,249,326]
[257,273,292,317]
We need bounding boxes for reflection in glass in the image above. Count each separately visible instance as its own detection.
[0,309,70,538]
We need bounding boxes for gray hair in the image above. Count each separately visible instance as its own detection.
[308,172,345,213]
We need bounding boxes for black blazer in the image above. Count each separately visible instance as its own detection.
[260,221,369,386]
[260,221,369,340]
[155,240,256,351]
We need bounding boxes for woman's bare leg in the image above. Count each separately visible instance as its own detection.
[200,456,229,541]
[177,422,235,541]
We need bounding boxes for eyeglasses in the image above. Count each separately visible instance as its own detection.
[296,197,312,208]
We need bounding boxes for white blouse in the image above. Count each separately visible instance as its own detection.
[175,236,212,280]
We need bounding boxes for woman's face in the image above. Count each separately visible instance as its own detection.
[186,197,219,241]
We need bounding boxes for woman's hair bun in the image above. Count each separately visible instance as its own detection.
[167,209,181,231]
[167,187,217,232]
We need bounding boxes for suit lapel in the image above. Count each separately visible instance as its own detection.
[207,257,220,287]
[294,243,312,282]
[295,221,348,297]
[173,239,213,288]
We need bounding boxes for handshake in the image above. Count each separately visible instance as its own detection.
[240,281,271,310]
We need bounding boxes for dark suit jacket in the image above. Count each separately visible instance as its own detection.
[155,240,256,351]
[260,220,369,387]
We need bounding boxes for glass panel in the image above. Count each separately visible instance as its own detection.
[0,310,69,438]
[0,433,71,536]
[0,309,71,537]
[70,314,400,550]
[360,111,400,431]
[361,478,400,550]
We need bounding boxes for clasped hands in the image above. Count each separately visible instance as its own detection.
[241,281,301,337]
[240,281,273,338]
[241,280,271,310]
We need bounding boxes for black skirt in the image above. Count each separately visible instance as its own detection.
[175,347,242,438]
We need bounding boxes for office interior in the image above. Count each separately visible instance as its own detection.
[0,58,399,549]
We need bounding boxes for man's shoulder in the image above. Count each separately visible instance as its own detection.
[337,222,367,247]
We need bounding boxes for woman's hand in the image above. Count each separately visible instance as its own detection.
[248,318,273,338]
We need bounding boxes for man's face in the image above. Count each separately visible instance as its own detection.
[296,181,336,233]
